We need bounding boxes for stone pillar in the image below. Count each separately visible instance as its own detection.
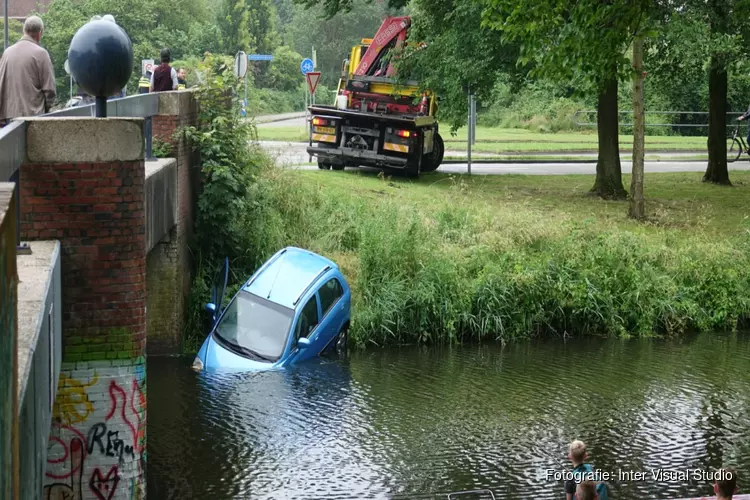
[19,118,147,500]
[0,184,20,500]
[148,91,198,354]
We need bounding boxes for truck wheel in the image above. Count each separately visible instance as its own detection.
[421,133,444,173]
[405,148,423,178]
[317,161,331,170]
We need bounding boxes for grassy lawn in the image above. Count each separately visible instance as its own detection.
[257,125,709,153]
[296,169,750,237]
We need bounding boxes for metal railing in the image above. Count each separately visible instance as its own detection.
[574,110,745,128]
[0,92,160,250]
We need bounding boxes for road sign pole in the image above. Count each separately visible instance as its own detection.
[467,91,472,176]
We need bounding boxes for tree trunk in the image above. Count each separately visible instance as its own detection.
[629,37,646,220]
[591,75,628,199]
[704,56,731,185]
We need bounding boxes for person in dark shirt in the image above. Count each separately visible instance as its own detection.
[150,48,177,92]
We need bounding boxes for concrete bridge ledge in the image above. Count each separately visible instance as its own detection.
[25,117,144,163]
[157,89,198,117]
[145,158,177,253]
[16,240,61,403]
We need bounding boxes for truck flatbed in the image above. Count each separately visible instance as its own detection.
[308,105,436,128]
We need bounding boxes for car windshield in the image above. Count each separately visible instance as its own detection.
[214,290,294,362]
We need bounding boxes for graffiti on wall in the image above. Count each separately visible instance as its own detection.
[44,367,146,500]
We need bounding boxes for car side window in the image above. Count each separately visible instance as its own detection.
[295,295,320,341]
[318,278,344,318]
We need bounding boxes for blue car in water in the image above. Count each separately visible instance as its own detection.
[193,247,351,372]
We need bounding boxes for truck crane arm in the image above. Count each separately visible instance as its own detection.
[353,16,410,77]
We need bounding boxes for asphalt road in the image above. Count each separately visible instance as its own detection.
[260,140,750,175]
[257,115,307,127]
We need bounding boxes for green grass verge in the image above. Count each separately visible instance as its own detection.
[241,165,750,347]
[257,125,709,153]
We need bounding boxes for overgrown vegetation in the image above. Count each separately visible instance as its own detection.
[209,166,749,348]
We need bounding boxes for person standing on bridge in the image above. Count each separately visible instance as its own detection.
[150,48,178,92]
[177,68,187,90]
[0,16,56,126]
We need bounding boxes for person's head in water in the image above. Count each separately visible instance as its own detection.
[160,48,171,64]
[715,468,738,499]
[576,480,597,500]
[23,16,44,43]
[568,440,587,467]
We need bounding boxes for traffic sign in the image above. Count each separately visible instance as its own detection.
[249,54,274,61]
[142,59,154,75]
[234,51,248,78]
[300,58,314,75]
[306,72,321,95]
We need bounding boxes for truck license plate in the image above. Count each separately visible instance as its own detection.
[314,126,336,135]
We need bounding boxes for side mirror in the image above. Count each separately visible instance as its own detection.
[297,337,312,349]
[205,303,217,314]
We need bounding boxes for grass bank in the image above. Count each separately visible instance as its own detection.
[257,125,708,153]
[239,165,750,347]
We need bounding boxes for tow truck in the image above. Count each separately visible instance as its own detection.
[307,16,444,177]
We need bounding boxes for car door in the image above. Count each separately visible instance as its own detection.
[209,257,229,325]
[315,277,346,355]
[288,294,321,364]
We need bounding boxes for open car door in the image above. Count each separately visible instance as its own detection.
[208,257,230,323]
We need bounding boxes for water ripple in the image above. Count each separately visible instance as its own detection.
[148,333,750,499]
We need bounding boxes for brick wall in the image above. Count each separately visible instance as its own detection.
[146,227,181,353]
[20,161,146,350]
[20,150,147,499]
[148,93,199,354]
[0,185,19,500]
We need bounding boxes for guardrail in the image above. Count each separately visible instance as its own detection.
[0,92,160,250]
[574,110,745,128]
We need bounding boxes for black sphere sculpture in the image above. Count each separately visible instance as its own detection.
[68,20,133,117]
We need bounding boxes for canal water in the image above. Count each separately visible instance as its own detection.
[147,334,750,499]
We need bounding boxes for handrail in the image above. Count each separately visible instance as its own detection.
[574,109,744,128]
[0,92,163,249]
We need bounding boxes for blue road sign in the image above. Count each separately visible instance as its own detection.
[300,58,314,75]
[249,54,274,61]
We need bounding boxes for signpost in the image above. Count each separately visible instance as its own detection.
[306,72,321,102]
[64,59,72,99]
[234,51,248,116]
[249,54,273,61]
[234,51,248,78]
[300,58,314,75]
[301,58,315,133]
[242,53,272,117]
[467,92,476,175]
[141,59,154,76]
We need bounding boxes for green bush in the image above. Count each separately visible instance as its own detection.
[478,79,589,133]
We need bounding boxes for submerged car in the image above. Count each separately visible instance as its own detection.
[193,247,351,372]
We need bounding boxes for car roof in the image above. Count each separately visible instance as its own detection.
[243,247,337,309]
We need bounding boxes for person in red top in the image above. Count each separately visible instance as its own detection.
[150,48,178,92]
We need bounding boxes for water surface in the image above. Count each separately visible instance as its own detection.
[147,334,750,499]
